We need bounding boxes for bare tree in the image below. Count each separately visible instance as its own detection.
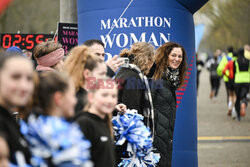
[0,0,60,34]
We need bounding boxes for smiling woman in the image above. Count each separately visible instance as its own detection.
[151,42,187,167]
[0,54,34,166]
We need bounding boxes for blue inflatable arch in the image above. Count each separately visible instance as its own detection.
[78,0,208,166]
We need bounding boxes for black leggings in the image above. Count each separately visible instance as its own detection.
[234,83,249,117]
[210,76,220,97]
[225,80,235,104]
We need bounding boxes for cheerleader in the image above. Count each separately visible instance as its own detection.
[74,77,117,167]
[0,54,34,166]
[21,71,92,167]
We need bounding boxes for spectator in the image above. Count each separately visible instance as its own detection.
[151,42,187,167]
[33,40,64,72]
[0,54,34,166]
[83,39,124,77]
[6,46,24,56]
[74,77,117,167]
[0,134,9,167]
[64,45,107,113]
[114,42,155,164]
[21,71,92,166]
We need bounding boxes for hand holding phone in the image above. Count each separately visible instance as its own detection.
[119,57,129,68]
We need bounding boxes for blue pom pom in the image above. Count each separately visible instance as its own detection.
[20,114,92,167]
[112,109,160,166]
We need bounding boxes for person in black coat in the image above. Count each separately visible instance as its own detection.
[151,42,187,167]
[0,134,9,167]
[115,42,155,118]
[114,42,155,164]
[0,55,34,166]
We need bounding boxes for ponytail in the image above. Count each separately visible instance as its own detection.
[64,45,103,91]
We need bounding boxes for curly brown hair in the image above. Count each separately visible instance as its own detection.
[153,42,187,88]
[64,45,103,91]
[120,42,155,74]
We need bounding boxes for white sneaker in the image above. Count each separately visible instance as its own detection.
[228,101,233,110]
[231,107,237,119]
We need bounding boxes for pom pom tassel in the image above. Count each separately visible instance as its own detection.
[112,109,160,166]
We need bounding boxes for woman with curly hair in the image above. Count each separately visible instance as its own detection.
[115,42,155,127]
[114,42,155,164]
[151,42,187,167]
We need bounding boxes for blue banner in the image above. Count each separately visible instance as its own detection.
[78,0,208,166]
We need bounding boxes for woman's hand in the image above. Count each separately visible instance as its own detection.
[115,103,127,114]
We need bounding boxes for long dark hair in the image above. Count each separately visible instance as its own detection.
[237,48,249,71]
[153,42,187,88]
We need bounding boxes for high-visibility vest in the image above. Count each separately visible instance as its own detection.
[234,61,250,83]
[217,52,234,82]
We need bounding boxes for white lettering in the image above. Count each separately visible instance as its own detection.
[100,17,171,29]
[160,33,170,45]
[128,17,137,28]
[100,34,116,48]
[101,32,171,49]
[135,17,144,27]
[130,32,146,45]
[164,17,171,28]
[112,19,119,29]
[101,19,111,30]
[154,17,163,27]
[120,18,128,28]
[148,33,159,46]
[116,33,128,48]
[145,16,154,27]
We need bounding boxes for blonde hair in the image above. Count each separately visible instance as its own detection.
[120,42,155,74]
[64,45,104,91]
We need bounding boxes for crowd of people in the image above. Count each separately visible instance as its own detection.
[201,45,250,121]
[0,40,187,167]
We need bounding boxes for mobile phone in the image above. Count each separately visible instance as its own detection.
[120,57,129,68]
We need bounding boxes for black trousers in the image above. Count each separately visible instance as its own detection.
[210,76,220,97]
[234,83,249,117]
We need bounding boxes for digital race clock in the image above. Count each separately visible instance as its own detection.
[0,33,57,51]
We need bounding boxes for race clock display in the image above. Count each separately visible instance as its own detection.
[0,33,57,51]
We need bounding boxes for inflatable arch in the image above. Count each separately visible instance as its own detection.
[78,0,208,166]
